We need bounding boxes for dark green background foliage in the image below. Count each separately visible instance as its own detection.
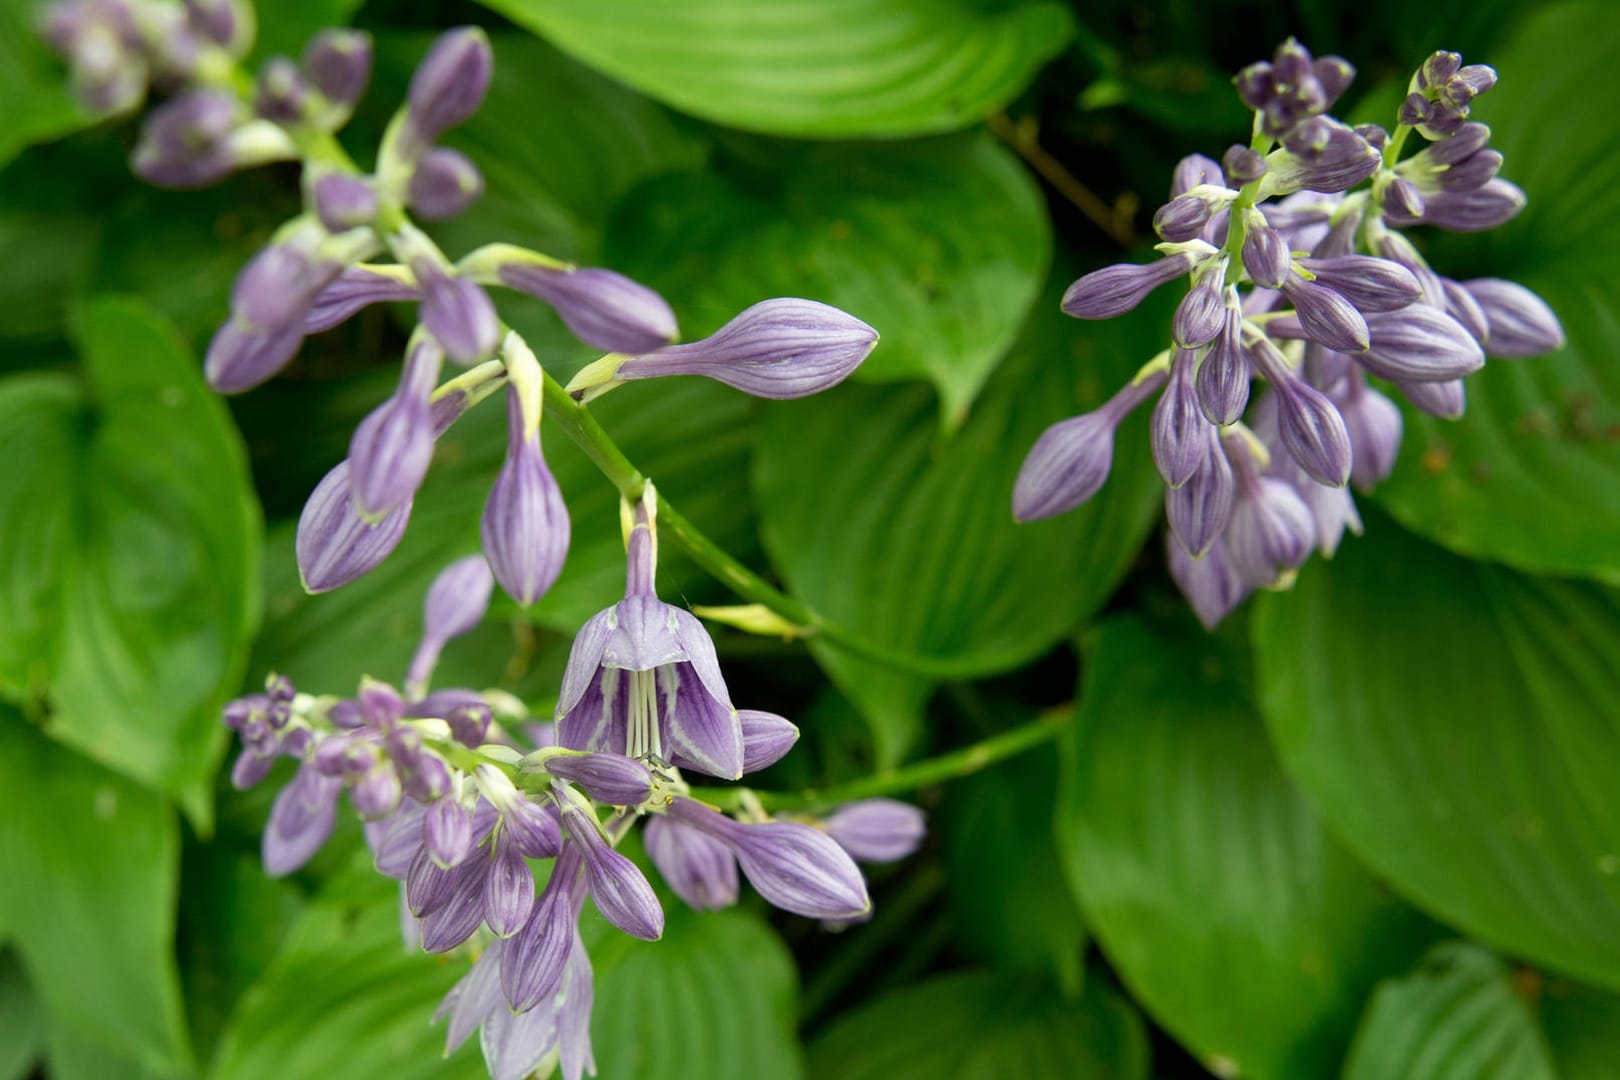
[2,0,1618,1076]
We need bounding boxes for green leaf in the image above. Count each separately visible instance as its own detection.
[0,298,261,822]
[0,143,111,352]
[208,858,484,1080]
[1540,977,1620,1079]
[942,745,1086,991]
[471,0,1073,138]
[1373,1,1620,581]
[590,907,804,1080]
[606,134,1049,424]
[249,0,366,60]
[0,715,192,1078]
[0,950,45,1080]
[752,274,1164,757]
[1058,617,1436,1080]
[807,968,1148,1080]
[0,0,90,169]
[1344,943,1556,1080]
[1252,514,1620,991]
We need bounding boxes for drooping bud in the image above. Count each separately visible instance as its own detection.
[1165,429,1235,557]
[1463,279,1565,358]
[562,802,664,941]
[1173,269,1227,349]
[501,263,679,356]
[425,797,475,868]
[1154,190,1226,243]
[350,763,403,819]
[253,56,310,124]
[263,764,342,876]
[821,799,926,863]
[502,848,583,1012]
[1393,377,1466,419]
[542,752,653,807]
[1281,277,1369,353]
[1168,536,1250,630]
[1411,179,1526,232]
[348,334,444,518]
[644,814,739,912]
[1013,369,1167,521]
[612,298,874,400]
[1296,256,1421,313]
[1152,349,1213,488]
[1061,253,1197,319]
[1242,222,1293,289]
[1337,375,1404,489]
[739,710,800,774]
[303,28,373,111]
[1360,306,1485,382]
[1273,380,1352,487]
[296,460,413,593]
[133,91,296,188]
[419,860,487,953]
[412,257,500,363]
[1225,466,1316,589]
[1222,146,1266,185]
[304,265,421,334]
[1197,301,1251,425]
[312,173,377,232]
[482,390,570,605]
[406,147,484,221]
[406,555,495,694]
[483,834,536,938]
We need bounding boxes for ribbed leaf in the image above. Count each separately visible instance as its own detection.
[807,969,1147,1080]
[472,0,1073,137]
[1058,617,1434,1079]
[1344,943,1555,1080]
[1253,514,1620,989]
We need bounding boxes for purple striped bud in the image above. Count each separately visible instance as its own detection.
[263,764,342,876]
[1427,123,1492,165]
[426,798,475,868]
[1152,349,1213,487]
[1399,93,1430,129]
[1155,193,1217,242]
[131,90,242,188]
[1062,253,1196,319]
[544,752,652,806]
[231,749,274,790]
[351,763,403,819]
[1273,380,1352,487]
[740,710,800,774]
[1413,180,1526,232]
[1014,370,1166,521]
[1168,536,1250,630]
[413,259,499,362]
[406,147,484,221]
[348,336,443,518]
[304,29,372,111]
[1419,51,1462,89]
[614,298,875,399]
[183,0,249,53]
[484,834,536,937]
[563,804,664,940]
[407,556,494,693]
[501,264,678,355]
[1289,468,1361,556]
[1281,278,1369,353]
[296,460,412,592]
[1440,278,1490,343]
[504,798,563,859]
[1242,225,1292,289]
[403,28,492,151]
[1296,256,1421,313]
[420,860,487,953]
[1464,279,1565,358]
[502,848,583,1012]
[1354,124,1389,151]
[1394,377,1467,419]
[1165,429,1235,557]
[1338,376,1404,489]
[1263,121,1379,194]
[1226,466,1316,588]
[447,702,492,747]
[1380,176,1426,222]
[1174,273,1226,349]
[371,800,428,878]
[407,844,460,916]
[667,797,870,920]
[1171,154,1223,197]
[482,390,570,605]
[312,173,377,232]
[305,266,420,334]
[254,57,309,124]
[1436,149,1502,193]
[821,799,926,863]
[1222,146,1266,185]
[644,815,739,912]
[402,752,452,803]
[43,0,148,114]
[1314,55,1354,107]
[1197,303,1251,424]
[1360,306,1485,382]
[208,239,342,393]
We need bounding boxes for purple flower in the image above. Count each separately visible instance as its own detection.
[407,147,484,221]
[304,266,420,334]
[643,814,739,912]
[1168,536,1251,630]
[1464,278,1565,358]
[540,751,653,807]
[303,28,372,111]
[400,27,492,154]
[481,389,570,605]
[206,233,343,394]
[263,763,342,876]
[820,799,927,863]
[740,709,800,773]
[501,263,678,356]
[413,258,500,363]
[312,173,377,232]
[1062,253,1197,319]
[1013,369,1168,521]
[406,555,495,694]
[347,335,444,518]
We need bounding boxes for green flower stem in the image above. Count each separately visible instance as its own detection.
[693,704,1074,813]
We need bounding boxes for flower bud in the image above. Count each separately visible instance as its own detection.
[1226,471,1316,588]
[426,797,475,868]
[296,460,413,593]
[1337,376,1404,489]
[231,749,275,790]
[501,263,678,355]
[1463,279,1565,358]
[1273,380,1353,487]
[263,764,342,876]
[563,804,664,941]
[303,28,373,110]
[1426,123,1492,165]
[253,56,310,123]
[1393,377,1466,419]
[1262,121,1379,195]
[505,799,563,860]
[403,27,493,150]
[312,173,377,232]
[1412,179,1526,232]
[1222,146,1266,185]
[1281,278,1369,353]
[1168,536,1249,630]
[543,752,652,806]
[351,763,403,819]
[1314,55,1355,107]
[1296,256,1420,313]
[483,834,536,937]
[821,799,926,863]
[304,266,420,334]
[1197,304,1251,425]
[1437,278,1489,344]
[613,298,874,399]
[482,391,570,605]
[1013,371,1164,521]
[1360,306,1485,382]
[740,710,800,774]
[348,335,444,518]
[503,849,582,1012]
[131,90,243,188]
[1380,176,1426,223]
[1154,193,1216,242]
[1173,272,1226,349]
[644,815,739,912]
[407,147,484,221]
[413,259,500,363]
[420,861,487,953]
[1062,254,1196,319]
[1165,429,1234,557]
[1152,349,1213,487]
[1242,224,1292,289]
[1171,154,1223,197]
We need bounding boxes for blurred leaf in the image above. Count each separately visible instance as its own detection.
[0,142,113,352]
[1375,2,1620,581]
[472,0,1074,138]
[807,968,1147,1079]
[752,275,1163,759]
[208,857,484,1080]
[1253,515,1620,991]
[590,907,804,1080]
[608,134,1048,424]
[0,299,260,823]
[250,0,366,59]
[1343,942,1555,1080]
[252,376,758,695]
[1057,617,1434,1080]
[46,1031,168,1080]
[0,716,192,1078]
[1540,978,1620,1079]
[942,745,1085,991]
[0,0,91,168]
[0,950,44,1080]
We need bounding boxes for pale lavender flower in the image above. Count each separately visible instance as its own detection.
[643,814,739,912]
[501,263,678,355]
[1168,536,1251,630]
[1013,370,1168,521]
[820,799,927,863]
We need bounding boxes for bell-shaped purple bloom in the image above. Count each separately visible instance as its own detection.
[1168,536,1251,630]
[414,258,500,363]
[1013,370,1167,521]
[481,390,570,606]
[1165,429,1235,557]
[304,28,372,110]
[348,335,444,519]
[643,814,739,912]
[740,709,800,774]
[402,27,492,152]
[1062,253,1196,319]
[543,752,652,807]
[1360,306,1485,382]
[263,762,343,876]
[821,799,927,863]
[614,298,875,399]
[501,264,678,356]
[407,146,485,221]
[305,266,421,334]
[1152,349,1213,488]
[1464,278,1564,358]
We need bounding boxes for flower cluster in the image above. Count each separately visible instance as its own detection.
[43,2,879,607]
[1014,40,1564,627]
[227,492,926,1080]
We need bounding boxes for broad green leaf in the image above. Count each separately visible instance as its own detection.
[942,745,1085,991]
[47,1031,167,1080]
[1540,978,1620,1079]
[752,275,1164,757]
[0,950,44,1080]
[1344,943,1555,1080]
[472,0,1073,138]
[1253,514,1620,990]
[208,858,483,1080]
[1374,2,1620,580]
[606,134,1048,425]
[807,968,1147,1080]
[0,0,90,168]
[590,907,804,1080]
[0,298,260,822]
[1058,617,1435,1080]
[0,716,192,1078]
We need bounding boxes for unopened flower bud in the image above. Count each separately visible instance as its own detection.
[1393,376,1466,419]
[1222,146,1266,185]
[263,764,342,875]
[312,173,377,232]
[483,834,536,937]
[1412,179,1526,232]
[644,814,739,911]
[407,147,484,221]
[503,848,583,1011]
[1242,223,1293,289]
[303,28,372,111]
[1463,278,1565,358]
[419,861,487,953]
[426,797,475,868]
[1013,370,1166,521]
[254,57,310,124]
[1296,256,1420,313]
[304,266,420,334]
[348,336,444,519]
[1281,277,1370,353]
[1166,430,1235,556]
[1152,349,1213,488]
[1173,272,1226,349]
[502,264,679,356]
[563,803,664,941]
[821,799,926,863]
[403,27,493,151]
[1360,306,1485,382]
[1168,536,1249,630]
[740,710,800,774]
[1439,278,1490,343]
[413,258,500,363]
[296,460,413,593]
[543,752,653,806]
[1226,472,1316,588]
[1062,253,1197,319]
[482,391,570,605]
[1337,376,1404,489]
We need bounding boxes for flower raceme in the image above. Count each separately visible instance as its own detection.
[1015,39,1564,627]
